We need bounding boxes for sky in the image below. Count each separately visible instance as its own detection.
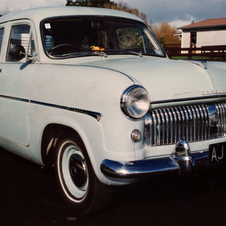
[1,0,226,28]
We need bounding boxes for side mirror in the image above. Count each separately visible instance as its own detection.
[9,44,26,61]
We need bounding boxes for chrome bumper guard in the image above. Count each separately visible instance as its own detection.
[101,139,210,179]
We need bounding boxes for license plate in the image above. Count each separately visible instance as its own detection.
[209,142,226,164]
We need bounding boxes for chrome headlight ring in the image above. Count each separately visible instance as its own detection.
[121,85,150,119]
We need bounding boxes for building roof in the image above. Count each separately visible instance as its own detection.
[178,18,226,30]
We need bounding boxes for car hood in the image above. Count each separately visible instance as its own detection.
[78,56,226,102]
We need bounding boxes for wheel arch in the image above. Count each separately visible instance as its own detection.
[41,123,86,168]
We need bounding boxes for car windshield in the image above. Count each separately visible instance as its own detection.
[41,16,165,58]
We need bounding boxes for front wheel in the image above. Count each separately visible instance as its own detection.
[54,132,113,214]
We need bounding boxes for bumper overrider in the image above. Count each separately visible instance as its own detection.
[101,139,212,179]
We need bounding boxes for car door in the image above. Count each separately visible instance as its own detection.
[0,20,38,146]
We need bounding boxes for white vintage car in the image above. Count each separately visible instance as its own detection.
[0,6,226,213]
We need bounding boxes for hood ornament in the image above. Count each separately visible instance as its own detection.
[186,60,208,69]
[200,61,208,69]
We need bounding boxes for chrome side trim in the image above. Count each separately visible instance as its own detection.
[0,95,102,121]
[31,100,103,121]
[0,94,29,103]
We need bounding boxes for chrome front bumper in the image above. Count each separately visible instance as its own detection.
[101,139,211,179]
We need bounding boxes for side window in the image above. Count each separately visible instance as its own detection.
[7,24,36,62]
[0,28,4,54]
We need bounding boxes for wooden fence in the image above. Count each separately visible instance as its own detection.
[164,46,226,61]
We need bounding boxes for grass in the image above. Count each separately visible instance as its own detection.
[171,56,223,61]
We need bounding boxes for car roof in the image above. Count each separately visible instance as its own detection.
[0,6,144,24]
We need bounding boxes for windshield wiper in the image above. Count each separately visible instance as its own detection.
[103,50,143,57]
[51,50,159,59]
[123,51,143,57]
[52,51,108,58]
[92,52,108,57]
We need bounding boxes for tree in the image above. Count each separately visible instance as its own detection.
[152,21,180,47]
[65,1,148,24]
[115,2,148,24]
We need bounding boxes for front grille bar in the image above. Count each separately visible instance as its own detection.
[144,102,226,146]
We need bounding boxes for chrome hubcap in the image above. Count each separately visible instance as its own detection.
[60,142,89,201]
[69,153,87,189]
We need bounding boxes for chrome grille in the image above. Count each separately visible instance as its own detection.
[144,102,226,146]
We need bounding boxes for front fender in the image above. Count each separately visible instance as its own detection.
[29,64,140,184]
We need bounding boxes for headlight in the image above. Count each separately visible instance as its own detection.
[121,85,150,119]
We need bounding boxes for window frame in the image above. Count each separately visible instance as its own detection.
[0,26,5,63]
[0,27,4,54]
[40,16,166,59]
[5,20,38,63]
